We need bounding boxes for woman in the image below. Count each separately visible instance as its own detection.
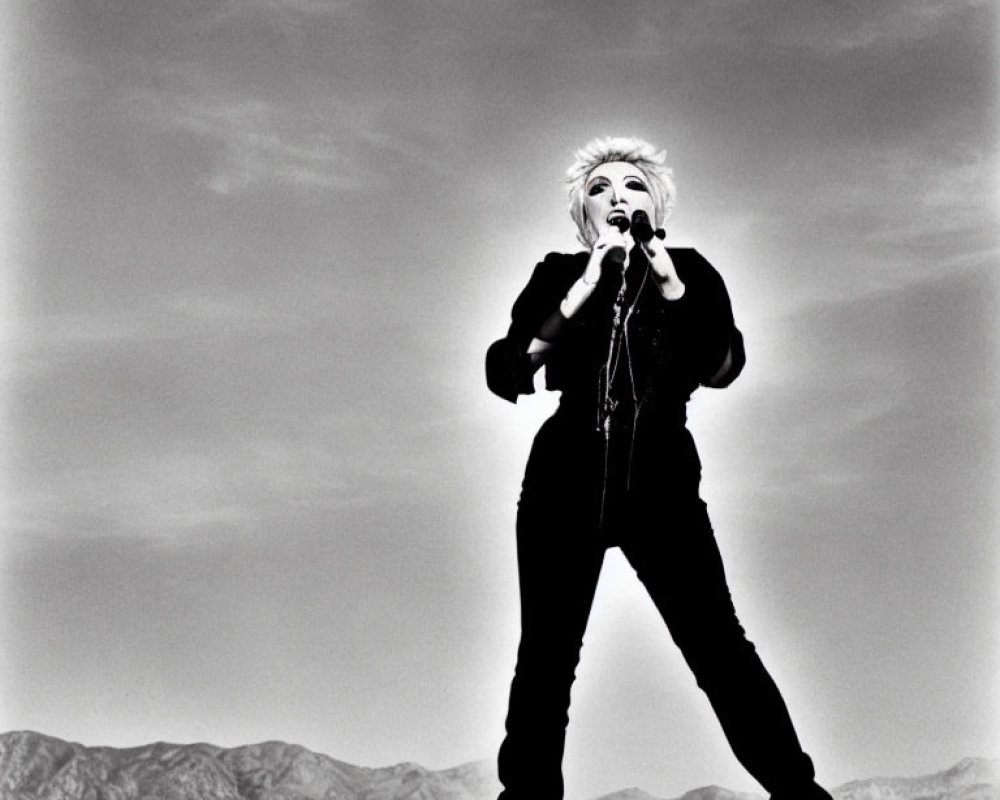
[486,137,833,800]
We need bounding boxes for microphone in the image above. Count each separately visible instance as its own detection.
[631,210,655,243]
[606,215,630,266]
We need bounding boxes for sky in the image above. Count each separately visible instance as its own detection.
[1,1,997,798]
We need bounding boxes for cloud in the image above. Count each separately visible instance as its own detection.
[711,121,998,316]
[723,263,996,500]
[806,0,990,53]
[809,140,995,255]
[119,50,475,194]
[6,290,318,382]
[126,86,385,194]
[6,290,464,542]
[32,0,466,196]
[681,0,990,54]
[2,420,430,540]
[208,0,355,20]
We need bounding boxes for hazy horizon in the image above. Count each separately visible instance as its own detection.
[2,731,996,800]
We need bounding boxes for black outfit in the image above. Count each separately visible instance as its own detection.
[486,248,829,800]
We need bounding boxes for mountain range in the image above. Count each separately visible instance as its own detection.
[0,731,995,800]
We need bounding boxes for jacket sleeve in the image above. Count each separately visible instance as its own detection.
[486,252,579,403]
[660,249,746,389]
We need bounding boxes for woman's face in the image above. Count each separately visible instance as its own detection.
[583,161,656,240]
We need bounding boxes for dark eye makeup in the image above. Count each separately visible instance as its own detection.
[587,177,648,196]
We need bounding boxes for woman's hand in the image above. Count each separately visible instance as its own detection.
[555,225,630,324]
[585,225,632,284]
[640,231,685,300]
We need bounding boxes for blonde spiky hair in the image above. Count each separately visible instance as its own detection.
[566,136,676,247]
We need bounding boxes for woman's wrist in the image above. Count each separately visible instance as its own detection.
[646,245,685,300]
[655,278,686,301]
[560,276,597,317]
[651,264,686,299]
[581,250,603,285]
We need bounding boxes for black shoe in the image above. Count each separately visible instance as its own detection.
[770,781,834,800]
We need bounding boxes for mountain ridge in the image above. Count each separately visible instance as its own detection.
[1,730,996,800]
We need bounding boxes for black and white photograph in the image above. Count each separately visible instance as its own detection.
[1,2,996,799]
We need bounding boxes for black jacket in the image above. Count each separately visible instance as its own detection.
[486,247,746,422]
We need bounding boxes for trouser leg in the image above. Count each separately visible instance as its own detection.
[497,486,606,799]
[619,499,820,797]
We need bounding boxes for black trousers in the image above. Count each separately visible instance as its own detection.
[497,412,817,800]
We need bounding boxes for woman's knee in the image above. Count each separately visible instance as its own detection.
[674,622,759,685]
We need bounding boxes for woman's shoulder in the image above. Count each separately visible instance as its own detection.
[511,250,587,316]
[537,250,589,269]
[526,250,588,287]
